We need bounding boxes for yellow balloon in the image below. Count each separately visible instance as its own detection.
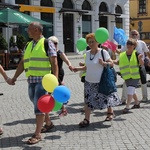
[42,74,59,93]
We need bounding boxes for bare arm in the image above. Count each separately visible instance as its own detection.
[146,51,150,59]
[138,54,144,66]
[0,65,9,81]
[50,56,58,78]
[12,57,24,81]
[73,66,86,72]
[99,58,114,67]
[113,59,119,65]
[60,52,73,71]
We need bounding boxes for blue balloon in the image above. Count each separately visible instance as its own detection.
[52,86,71,103]
[114,27,127,46]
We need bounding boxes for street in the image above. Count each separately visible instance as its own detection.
[0,55,150,150]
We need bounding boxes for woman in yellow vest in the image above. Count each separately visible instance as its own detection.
[114,38,144,113]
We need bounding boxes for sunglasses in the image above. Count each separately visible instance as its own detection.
[54,42,58,45]
[132,34,138,36]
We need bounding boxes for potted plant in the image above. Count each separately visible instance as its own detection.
[0,33,8,53]
[16,34,27,51]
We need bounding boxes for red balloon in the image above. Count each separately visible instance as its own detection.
[37,94,55,113]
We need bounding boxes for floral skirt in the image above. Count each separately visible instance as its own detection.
[84,81,121,110]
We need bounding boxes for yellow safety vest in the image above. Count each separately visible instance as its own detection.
[119,50,140,80]
[24,38,51,77]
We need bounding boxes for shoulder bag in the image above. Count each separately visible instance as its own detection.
[98,49,117,95]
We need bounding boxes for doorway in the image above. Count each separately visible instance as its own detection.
[63,13,74,53]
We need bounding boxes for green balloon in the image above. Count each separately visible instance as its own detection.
[52,100,63,111]
[95,27,109,44]
[76,38,87,51]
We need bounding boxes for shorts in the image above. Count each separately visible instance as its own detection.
[28,82,47,114]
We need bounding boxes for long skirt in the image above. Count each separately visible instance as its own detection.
[84,81,121,110]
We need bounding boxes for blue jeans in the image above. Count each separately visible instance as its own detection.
[28,82,47,114]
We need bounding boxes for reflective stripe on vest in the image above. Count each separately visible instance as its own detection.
[119,50,140,80]
[24,38,51,77]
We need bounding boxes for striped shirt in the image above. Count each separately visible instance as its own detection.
[25,36,57,83]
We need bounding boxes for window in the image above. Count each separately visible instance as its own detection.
[115,5,123,28]
[82,0,91,10]
[15,0,29,5]
[139,0,146,13]
[41,0,54,38]
[99,2,108,29]
[63,0,73,9]
[40,0,53,7]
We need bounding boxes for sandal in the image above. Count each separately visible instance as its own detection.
[26,134,41,145]
[105,113,115,121]
[122,108,130,114]
[41,122,54,133]
[131,103,140,109]
[0,128,3,135]
[79,118,89,128]
[59,110,68,117]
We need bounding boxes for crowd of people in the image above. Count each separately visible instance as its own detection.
[0,22,149,145]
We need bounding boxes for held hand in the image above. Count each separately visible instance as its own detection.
[138,54,143,60]
[68,65,74,72]
[72,68,78,72]
[79,62,84,66]
[6,78,15,85]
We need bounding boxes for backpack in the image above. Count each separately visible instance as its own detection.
[24,38,49,56]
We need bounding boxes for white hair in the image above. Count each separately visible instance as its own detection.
[48,36,59,43]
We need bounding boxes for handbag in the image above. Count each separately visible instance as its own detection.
[135,52,147,84]
[98,50,117,95]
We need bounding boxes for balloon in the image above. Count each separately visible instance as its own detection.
[76,38,87,51]
[53,85,71,103]
[52,100,63,111]
[113,27,127,46]
[42,74,59,93]
[95,27,109,44]
[37,94,55,113]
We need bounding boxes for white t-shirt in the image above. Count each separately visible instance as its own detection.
[85,49,110,83]
[121,40,149,60]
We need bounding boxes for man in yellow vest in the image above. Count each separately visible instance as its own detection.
[9,22,58,144]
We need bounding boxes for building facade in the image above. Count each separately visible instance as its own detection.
[130,0,150,44]
[2,0,129,53]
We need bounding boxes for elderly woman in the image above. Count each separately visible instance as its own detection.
[73,33,120,127]
[114,38,144,113]
[48,36,73,117]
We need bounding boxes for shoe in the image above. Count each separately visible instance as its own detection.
[59,110,68,117]
[121,101,126,105]
[41,122,54,133]
[26,134,42,145]
[122,108,130,114]
[0,128,3,135]
[141,97,148,102]
[79,118,89,128]
[131,103,140,109]
[104,113,115,121]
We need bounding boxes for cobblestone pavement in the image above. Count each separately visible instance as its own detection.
[0,54,150,150]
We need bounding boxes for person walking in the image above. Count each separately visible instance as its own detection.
[48,36,73,117]
[9,22,58,144]
[0,64,13,135]
[73,33,121,127]
[119,30,150,103]
[114,38,144,113]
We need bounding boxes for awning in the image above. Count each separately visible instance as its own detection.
[0,3,20,10]
[59,8,88,15]
[99,12,121,17]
